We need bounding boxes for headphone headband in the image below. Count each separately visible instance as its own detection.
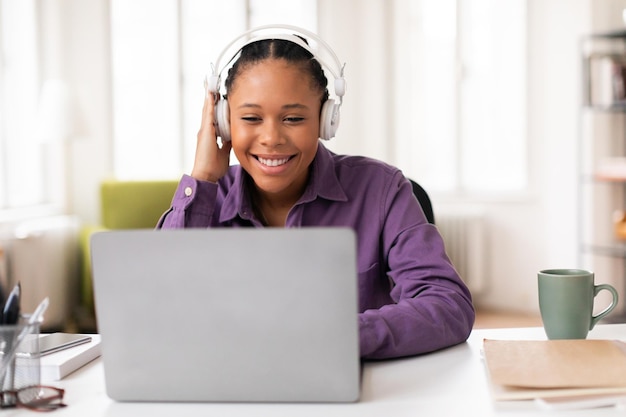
[207,25,346,141]
[208,24,346,99]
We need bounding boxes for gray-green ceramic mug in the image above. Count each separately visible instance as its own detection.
[538,269,618,339]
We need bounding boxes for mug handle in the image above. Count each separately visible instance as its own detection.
[590,284,619,330]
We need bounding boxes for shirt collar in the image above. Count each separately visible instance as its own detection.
[306,142,348,202]
[219,142,348,223]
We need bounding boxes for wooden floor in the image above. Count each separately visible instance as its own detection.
[473,308,542,329]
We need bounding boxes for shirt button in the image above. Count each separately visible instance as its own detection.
[184,186,193,197]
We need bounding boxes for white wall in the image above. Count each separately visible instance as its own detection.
[49,0,624,314]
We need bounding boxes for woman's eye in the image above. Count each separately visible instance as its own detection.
[241,116,261,122]
[284,117,304,123]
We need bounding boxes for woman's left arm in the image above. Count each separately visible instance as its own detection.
[358,176,475,360]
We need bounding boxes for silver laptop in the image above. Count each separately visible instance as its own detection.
[90,228,361,403]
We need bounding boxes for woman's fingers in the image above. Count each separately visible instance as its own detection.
[191,91,230,182]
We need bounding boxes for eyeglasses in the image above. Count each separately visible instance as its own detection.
[0,385,66,412]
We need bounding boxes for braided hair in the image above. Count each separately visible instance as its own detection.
[224,38,329,104]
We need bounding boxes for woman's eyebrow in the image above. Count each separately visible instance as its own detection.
[236,103,310,110]
[282,103,309,110]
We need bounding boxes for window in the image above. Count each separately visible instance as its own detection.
[400,0,527,195]
[0,0,48,211]
[110,0,317,180]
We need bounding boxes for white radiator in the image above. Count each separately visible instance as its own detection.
[1,215,80,330]
[436,210,488,296]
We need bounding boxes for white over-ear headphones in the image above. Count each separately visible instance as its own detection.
[206,24,346,142]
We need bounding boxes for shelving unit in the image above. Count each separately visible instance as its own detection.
[579,30,626,320]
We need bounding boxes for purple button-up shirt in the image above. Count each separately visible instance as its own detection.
[157,143,475,359]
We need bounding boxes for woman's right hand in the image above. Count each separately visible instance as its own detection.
[190,89,232,183]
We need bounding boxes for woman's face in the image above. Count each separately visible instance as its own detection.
[227,59,322,200]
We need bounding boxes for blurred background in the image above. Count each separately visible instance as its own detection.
[0,0,622,331]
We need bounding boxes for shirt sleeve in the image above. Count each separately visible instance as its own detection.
[358,174,475,359]
[156,174,218,229]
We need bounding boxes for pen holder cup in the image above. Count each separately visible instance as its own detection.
[0,318,41,404]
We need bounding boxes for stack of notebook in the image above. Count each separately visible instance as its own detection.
[40,334,101,382]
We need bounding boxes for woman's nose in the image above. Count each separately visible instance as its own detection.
[259,120,285,146]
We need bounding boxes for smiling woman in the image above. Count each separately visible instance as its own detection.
[157,26,475,360]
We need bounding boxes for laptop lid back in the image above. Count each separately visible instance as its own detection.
[90,228,360,403]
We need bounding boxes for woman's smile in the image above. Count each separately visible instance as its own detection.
[256,155,294,168]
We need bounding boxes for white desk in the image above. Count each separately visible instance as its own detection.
[12,324,626,416]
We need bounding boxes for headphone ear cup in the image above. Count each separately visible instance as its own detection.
[215,99,231,142]
[319,99,340,140]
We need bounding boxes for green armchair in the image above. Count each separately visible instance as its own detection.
[78,179,179,328]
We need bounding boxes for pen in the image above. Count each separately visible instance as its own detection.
[1,282,20,325]
[0,275,6,318]
[0,248,6,311]
[0,297,48,384]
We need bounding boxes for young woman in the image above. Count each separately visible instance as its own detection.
[158,27,475,359]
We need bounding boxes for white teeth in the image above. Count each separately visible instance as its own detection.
[258,157,290,167]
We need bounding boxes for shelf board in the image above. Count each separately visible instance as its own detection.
[587,29,626,40]
[582,243,626,258]
[583,103,626,112]
[593,174,626,182]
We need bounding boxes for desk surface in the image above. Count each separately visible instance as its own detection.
[15,324,626,416]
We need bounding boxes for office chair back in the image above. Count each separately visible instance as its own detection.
[409,179,435,224]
